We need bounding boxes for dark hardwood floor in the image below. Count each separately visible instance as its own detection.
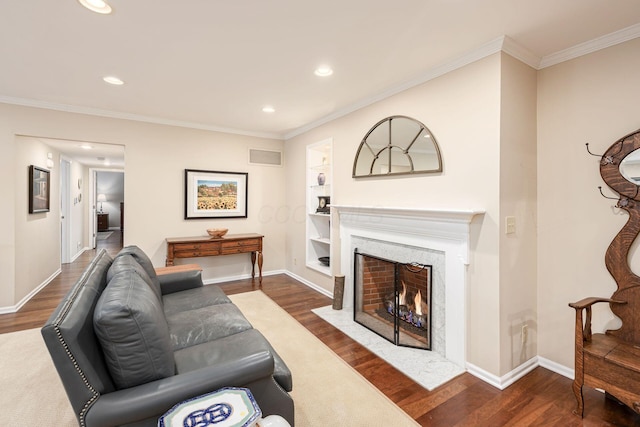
[1,230,638,426]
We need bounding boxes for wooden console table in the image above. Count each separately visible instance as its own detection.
[165,233,264,282]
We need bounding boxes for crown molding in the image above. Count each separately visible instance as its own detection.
[501,35,541,69]
[3,24,639,141]
[539,23,640,69]
[0,95,283,140]
[284,36,507,140]
[286,25,640,139]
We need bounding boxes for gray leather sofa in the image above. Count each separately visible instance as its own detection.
[41,246,294,427]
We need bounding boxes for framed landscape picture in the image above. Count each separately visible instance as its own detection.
[185,169,248,219]
[29,165,50,214]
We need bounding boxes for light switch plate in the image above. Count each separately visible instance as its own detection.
[506,216,516,234]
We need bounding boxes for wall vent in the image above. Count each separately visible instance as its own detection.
[248,148,283,167]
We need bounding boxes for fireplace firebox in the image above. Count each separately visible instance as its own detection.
[353,250,432,350]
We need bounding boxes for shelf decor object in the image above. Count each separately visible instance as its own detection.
[207,228,228,238]
[185,169,248,219]
[316,196,330,213]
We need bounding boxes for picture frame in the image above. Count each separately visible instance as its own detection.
[185,169,248,219]
[29,165,50,214]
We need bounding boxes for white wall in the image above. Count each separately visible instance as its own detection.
[14,137,61,303]
[285,54,505,375]
[0,103,285,307]
[498,53,538,374]
[537,37,640,369]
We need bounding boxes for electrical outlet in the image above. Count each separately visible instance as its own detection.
[521,324,528,344]
[506,216,516,234]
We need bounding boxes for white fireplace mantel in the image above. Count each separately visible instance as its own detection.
[332,205,483,223]
[333,205,485,368]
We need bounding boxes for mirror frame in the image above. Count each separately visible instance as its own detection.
[599,128,640,342]
[352,115,443,178]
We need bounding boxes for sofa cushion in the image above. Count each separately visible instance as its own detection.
[93,269,175,389]
[107,254,162,302]
[115,245,161,292]
[162,285,231,316]
[166,303,253,351]
[174,329,293,392]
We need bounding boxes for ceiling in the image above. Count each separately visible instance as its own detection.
[2,0,640,152]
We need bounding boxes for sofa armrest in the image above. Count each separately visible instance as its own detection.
[158,269,203,295]
[86,350,274,427]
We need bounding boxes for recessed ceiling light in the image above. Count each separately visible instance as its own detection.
[103,76,124,85]
[80,144,93,150]
[314,66,333,77]
[78,0,113,14]
[262,105,275,113]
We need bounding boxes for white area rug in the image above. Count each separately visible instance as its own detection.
[312,305,465,391]
[0,292,419,426]
[0,328,77,425]
[231,292,419,426]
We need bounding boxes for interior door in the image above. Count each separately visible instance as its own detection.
[60,159,71,263]
[91,169,98,248]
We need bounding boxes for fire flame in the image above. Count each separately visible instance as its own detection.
[398,281,407,306]
[415,289,422,316]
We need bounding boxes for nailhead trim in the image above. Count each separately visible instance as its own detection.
[50,251,109,427]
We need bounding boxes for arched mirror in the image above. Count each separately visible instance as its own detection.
[352,115,442,178]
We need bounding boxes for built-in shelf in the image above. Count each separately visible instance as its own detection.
[309,163,331,171]
[306,139,332,276]
[310,236,330,245]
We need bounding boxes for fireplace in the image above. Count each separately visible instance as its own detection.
[354,250,432,350]
[335,205,484,367]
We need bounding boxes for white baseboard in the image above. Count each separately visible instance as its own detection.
[465,356,576,390]
[538,356,574,380]
[284,270,333,298]
[70,247,89,263]
[202,269,286,285]
[0,268,62,314]
[466,356,540,390]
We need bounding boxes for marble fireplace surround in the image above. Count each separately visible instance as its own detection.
[333,205,484,368]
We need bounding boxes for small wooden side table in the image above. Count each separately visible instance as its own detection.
[97,213,109,232]
[165,233,263,282]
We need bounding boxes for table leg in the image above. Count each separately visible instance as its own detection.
[251,251,256,278]
[257,251,263,283]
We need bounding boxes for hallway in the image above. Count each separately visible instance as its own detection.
[0,231,122,333]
